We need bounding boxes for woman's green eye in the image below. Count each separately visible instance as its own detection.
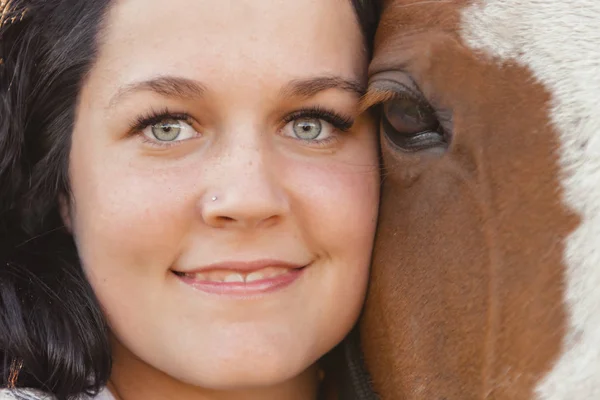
[151,120,183,141]
[293,118,322,140]
[142,118,198,145]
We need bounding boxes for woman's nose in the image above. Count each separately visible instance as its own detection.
[199,144,290,230]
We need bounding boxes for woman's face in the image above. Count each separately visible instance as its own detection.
[68,0,379,390]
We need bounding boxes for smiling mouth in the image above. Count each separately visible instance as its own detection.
[173,266,296,283]
[172,263,308,296]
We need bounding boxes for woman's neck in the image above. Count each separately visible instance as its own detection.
[107,341,321,400]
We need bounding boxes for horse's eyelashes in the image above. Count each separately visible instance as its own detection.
[381,95,449,153]
[367,70,451,153]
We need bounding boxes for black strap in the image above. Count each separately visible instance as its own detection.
[336,328,380,400]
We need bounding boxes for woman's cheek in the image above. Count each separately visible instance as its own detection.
[287,153,379,252]
[71,163,196,277]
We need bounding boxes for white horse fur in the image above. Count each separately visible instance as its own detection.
[461,1,600,398]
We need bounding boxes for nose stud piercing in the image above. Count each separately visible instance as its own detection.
[211,196,218,202]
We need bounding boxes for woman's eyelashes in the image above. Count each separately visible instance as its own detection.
[130,107,355,148]
[129,110,200,148]
[280,107,354,147]
[142,118,198,145]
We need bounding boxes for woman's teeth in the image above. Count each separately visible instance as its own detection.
[184,266,292,283]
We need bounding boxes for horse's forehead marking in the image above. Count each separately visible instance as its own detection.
[461,1,600,399]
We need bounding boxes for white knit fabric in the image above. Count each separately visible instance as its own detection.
[0,388,114,400]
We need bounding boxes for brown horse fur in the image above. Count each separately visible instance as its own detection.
[355,0,600,399]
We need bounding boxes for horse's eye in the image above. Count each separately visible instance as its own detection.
[382,97,448,152]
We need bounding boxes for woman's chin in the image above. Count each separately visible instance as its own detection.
[166,351,313,390]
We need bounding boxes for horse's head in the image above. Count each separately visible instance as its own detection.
[358,0,600,398]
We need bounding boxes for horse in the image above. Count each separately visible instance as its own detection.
[342,0,600,399]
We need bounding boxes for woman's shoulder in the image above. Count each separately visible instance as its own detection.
[0,388,113,400]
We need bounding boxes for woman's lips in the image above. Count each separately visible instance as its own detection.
[173,260,307,296]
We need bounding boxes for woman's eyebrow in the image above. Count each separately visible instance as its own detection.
[280,76,366,99]
[107,75,365,109]
[108,76,207,109]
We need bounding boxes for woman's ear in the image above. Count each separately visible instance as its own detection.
[59,194,73,233]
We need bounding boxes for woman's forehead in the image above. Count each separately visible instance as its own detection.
[90,0,366,99]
